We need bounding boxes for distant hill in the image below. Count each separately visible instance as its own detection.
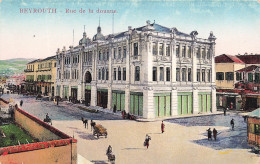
[0,58,36,77]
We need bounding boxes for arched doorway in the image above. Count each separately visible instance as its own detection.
[85,71,92,106]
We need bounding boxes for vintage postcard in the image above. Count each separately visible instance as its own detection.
[0,0,260,164]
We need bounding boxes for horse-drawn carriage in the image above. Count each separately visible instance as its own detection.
[43,118,52,125]
[93,124,107,138]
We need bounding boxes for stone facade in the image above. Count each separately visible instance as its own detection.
[56,20,216,118]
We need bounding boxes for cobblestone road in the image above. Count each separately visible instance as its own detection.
[1,94,259,164]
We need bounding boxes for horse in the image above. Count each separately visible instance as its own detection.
[81,117,88,129]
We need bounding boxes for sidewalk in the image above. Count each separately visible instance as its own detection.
[72,102,225,122]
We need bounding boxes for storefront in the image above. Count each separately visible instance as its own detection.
[85,85,91,106]
[112,90,125,111]
[198,92,211,113]
[97,89,108,108]
[178,92,193,115]
[154,93,171,117]
[130,92,143,116]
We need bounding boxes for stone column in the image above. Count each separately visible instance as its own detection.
[124,86,130,113]
[193,88,199,114]
[107,84,112,110]
[143,36,154,118]
[171,88,178,116]
[91,46,98,106]
[192,41,199,113]
[77,82,82,101]
[107,42,113,110]
[125,37,131,113]
[211,41,217,112]
[171,39,178,115]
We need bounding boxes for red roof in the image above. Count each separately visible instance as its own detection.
[215,54,244,64]
[236,65,258,72]
[236,55,260,64]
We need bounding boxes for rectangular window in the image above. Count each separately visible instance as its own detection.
[182,68,186,81]
[153,43,157,55]
[188,68,192,81]
[118,68,121,80]
[123,46,126,58]
[99,51,101,60]
[216,72,224,80]
[166,45,170,56]
[255,73,260,83]
[236,72,240,81]
[135,66,140,81]
[197,69,201,82]
[176,68,180,81]
[114,68,116,80]
[166,67,170,81]
[225,72,234,81]
[196,48,200,58]
[182,46,186,57]
[103,52,106,61]
[134,43,138,56]
[153,67,157,81]
[114,48,116,59]
[207,70,211,82]
[118,47,121,59]
[106,69,109,80]
[202,69,205,82]
[188,46,191,58]
[248,73,253,82]
[159,43,163,56]
[160,67,164,81]
[176,45,180,57]
[123,68,126,81]
[207,49,210,59]
[107,50,109,60]
[202,48,206,59]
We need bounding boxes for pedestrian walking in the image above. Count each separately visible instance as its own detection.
[91,120,96,131]
[56,96,59,106]
[230,118,234,130]
[144,134,151,149]
[81,117,88,129]
[207,128,212,141]
[243,116,247,122]
[161,121,165,133]
[20,100,23,107]
[223,108,226,116]
[213,128,218,141]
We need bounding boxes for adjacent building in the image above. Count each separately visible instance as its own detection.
[215,54,260,110]
[24,56,57,96]
[56,20,217,118]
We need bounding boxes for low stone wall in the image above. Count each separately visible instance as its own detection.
[0,98,77,164]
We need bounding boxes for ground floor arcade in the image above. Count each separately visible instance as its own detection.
[56,82,216,119]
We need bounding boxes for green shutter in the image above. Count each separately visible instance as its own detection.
[135,95,139,115]
[188,95,193,114]
[130,95,134,114]
[139,96,143,116]
[199,95,202,112]
[159,96,165,116]
[203,95,207,112]
[121,94,125,111]
[117,93,121,111]
[155,97,159,117]
[166,95,171,116]
[182,96,188,115]
[207,95,211,112]
[112,93,117,109]
[178,96,182,115]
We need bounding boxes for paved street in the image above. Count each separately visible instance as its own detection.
[1,94,260,164]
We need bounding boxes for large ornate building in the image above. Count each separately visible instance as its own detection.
[56,20,216,118]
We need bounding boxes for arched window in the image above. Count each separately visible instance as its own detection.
[85,71,92,83]
[118,67,121,80]
[106,69,109,80]
[135,66,140,81]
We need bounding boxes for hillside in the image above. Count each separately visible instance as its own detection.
[0,58,35,77]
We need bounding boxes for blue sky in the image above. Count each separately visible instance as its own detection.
[0,0,260,60]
